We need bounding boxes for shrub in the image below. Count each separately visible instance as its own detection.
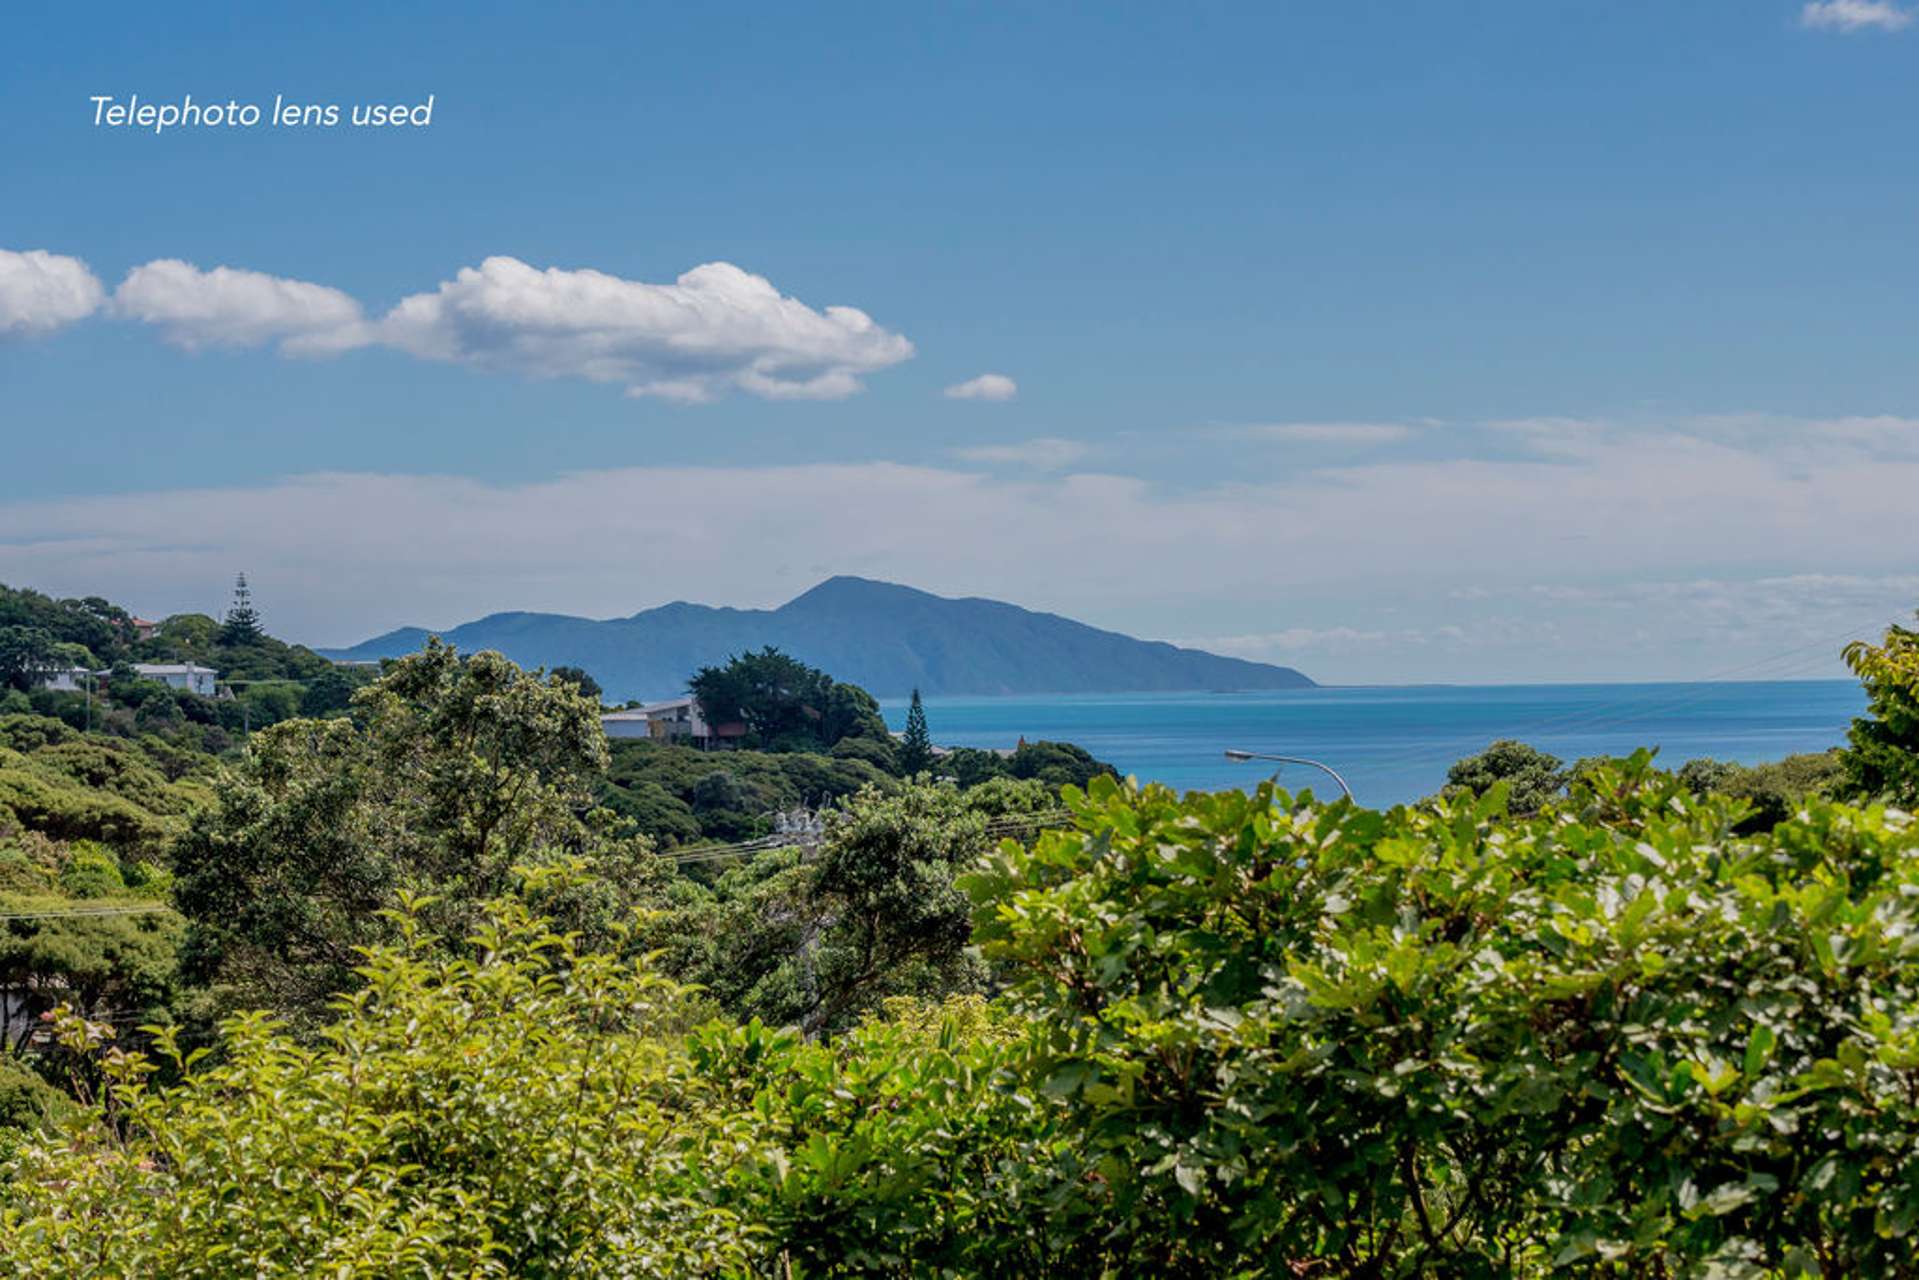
[0,1056,69,1150]
[829,732,901,775]
[963,761,1919,1275]
[56,844,126,898]
[1443,737,1566,813]
[0,766,172,852]
[0,846,56,894]
[0,895,759,1277]
[1843,616,1919,805]
[0,714,74,754]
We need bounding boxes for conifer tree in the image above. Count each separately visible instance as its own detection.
[899,688,934,776]
[221,572,264,646]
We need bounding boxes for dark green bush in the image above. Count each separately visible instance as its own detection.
[0,1056,69,1141]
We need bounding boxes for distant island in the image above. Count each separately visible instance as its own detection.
[317,576,1315,700]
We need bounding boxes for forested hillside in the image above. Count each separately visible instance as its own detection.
[0,599,1914,1275]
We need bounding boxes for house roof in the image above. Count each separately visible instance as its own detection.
[636,697,695,715]
[131,663,217,676]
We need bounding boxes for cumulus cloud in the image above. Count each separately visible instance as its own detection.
[0,249,105,336]
[952,437,1088,470]
[379,257,913,402]
[14,247,914,402]
[943,373,1018,401]
[1801,0,1913,31]
[114,259,371,354]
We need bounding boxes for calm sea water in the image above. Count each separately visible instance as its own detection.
[880,681,1866,808]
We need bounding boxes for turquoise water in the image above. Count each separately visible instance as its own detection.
[880,681,1867,808]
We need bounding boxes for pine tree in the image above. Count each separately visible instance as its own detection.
[221,572,265,646]
[899,688,934,776]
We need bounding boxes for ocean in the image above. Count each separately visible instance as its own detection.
[880,680,1867,808]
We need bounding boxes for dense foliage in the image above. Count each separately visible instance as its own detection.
[3,761,1915,1275]
[1,894,755,1276]
[635,780,1047,1034]
[3,588,1918,1275]
[0,585,133,690]
[0,715,197,1062]
[1843,615,1919,806]
[1443,738,1568,813]
[169,639,654,1032]
[934,739,1117,791]
[689,647,893,755]
[1675,752,1847,833]
[601,739,893,846]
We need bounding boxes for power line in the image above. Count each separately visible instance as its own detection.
[0,904,175,923]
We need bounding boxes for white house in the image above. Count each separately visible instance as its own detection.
[600,707,658,741]
[130,663,219,697]
[601,696,746,749]
[32,666,93,694]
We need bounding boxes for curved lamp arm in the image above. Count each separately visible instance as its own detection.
[1224,749,1354,802]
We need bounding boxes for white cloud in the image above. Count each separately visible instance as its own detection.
[379,257,913,402]
[1229,422,1416,446]
[19,248,913,403]
[1804,415,1919,456]
[952,437,1088,470]
[943,373,1018,401]
[1801,0,1913,31]
[0,408,1913,684]
[113,259,371,355]
[0,249,105,336]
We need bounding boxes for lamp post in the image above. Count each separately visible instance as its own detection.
[1223,749,1354,802]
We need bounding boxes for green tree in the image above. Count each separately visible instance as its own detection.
[1443,737,1566,813]
[829,733,901,776]
[1678,751,1846,833]
[548,664,603,702]
[688,647,886,752]
[219,573,264,647]
[0,895,182,1044]
[0,625,61,692]
[633,781,993,1035]
[803,782,988,1034]
[1009,740,1116,790]
[297,667,355,717]
[899,688,933,776]
[0,583,131,666]
[171,640,653,1030]
[1841,614,1919,805]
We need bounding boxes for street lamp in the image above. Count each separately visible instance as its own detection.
[1223,749,1354,802]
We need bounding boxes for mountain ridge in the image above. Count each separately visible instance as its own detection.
[319,576,1314,700]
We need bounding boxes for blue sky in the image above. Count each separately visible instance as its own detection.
[2,1,1915,681]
